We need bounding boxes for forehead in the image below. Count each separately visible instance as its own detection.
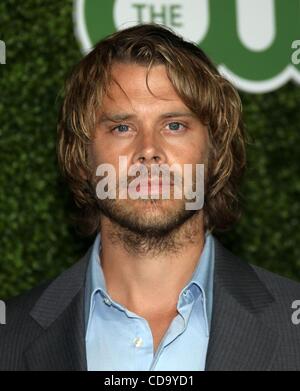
[101,62,186,108]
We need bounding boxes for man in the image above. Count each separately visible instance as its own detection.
[1,23,300,371]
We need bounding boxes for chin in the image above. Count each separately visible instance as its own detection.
[98,195,197,233]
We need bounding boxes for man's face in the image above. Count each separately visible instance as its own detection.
[89,62,209,236]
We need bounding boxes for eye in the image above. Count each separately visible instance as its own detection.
[111,124,130,133]
[166,122,186,132]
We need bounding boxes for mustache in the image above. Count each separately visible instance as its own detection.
[93,163,203,190]
[94,173,198,186]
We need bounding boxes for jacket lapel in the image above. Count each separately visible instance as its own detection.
[205,237,281,370]
[24,248,92,371]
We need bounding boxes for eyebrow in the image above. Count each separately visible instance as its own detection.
[98,111,198,123]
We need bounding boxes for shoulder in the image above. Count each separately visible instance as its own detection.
[213,236,300,332]
[3,279,52,325]
[3,245,91,318]
[0,279,53,370]
[213,235,300,296]
[1,251,90,330]
[250,263,300,304]
[0,248,90,370]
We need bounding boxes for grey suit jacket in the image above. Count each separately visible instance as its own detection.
[1,236,300,371]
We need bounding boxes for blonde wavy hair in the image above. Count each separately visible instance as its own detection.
[57,23,247,236]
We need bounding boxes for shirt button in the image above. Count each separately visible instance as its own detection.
[133,337,143,348]
[103,297,111,305]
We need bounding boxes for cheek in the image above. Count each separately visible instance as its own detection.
[173,141,208,165]
[89,142,124,179]
[89,144,101,168]
[177,127,209,163]
[89,138,110,166]
[196,130,210,162]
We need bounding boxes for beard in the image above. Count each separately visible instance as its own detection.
[95,183,203,258]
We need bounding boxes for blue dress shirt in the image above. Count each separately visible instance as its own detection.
[85,231,215,371]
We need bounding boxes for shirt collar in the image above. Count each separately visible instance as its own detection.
[85,230,215,333]
[182,230,215,334]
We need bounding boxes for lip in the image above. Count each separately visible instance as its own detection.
[126,178,175,194]
[136,180,174,195]
[147,178,174,186]
[143,180,174,188]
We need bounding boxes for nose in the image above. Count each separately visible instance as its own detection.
[132,131,167,168]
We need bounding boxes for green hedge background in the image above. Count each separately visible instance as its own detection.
[0,0,300,299]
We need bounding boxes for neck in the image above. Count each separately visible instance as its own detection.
[98,211,206,317]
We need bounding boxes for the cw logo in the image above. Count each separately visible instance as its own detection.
[74,0,300,93]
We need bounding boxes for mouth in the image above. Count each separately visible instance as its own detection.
[136,179,174,195]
